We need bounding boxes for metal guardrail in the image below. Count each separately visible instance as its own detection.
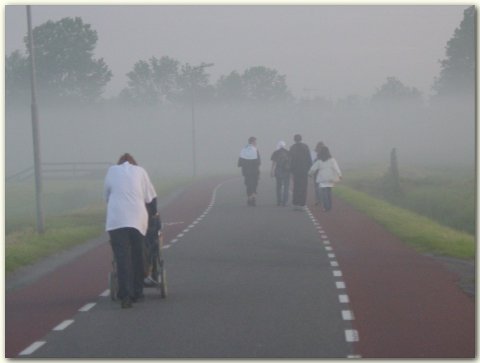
[6,162,112,182]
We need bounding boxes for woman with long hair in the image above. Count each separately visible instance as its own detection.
[308,146,342,212]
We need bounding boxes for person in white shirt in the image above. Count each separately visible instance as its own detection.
[308,146,342,212]
[238,136,261,206]
[104,153,157,308]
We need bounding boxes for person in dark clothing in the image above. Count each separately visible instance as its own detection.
[270,140,291,206]
[289,134,312,210]
[238,136,261,206]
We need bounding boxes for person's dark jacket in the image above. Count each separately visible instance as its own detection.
[289,142,312,175]
[238,152,261,177]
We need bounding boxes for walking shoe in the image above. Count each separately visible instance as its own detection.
[121,298,132,309]
[144,276,156,286]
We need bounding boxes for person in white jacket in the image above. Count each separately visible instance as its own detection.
[308,146,342,212]
[104,153,157,308]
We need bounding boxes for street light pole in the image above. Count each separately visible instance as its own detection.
[190,62,214,178]
[26,5,45,233]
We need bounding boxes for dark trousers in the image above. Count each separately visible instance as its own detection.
[109,228,145,301]
[244,173,259,197]
[292,173,308,206]
[321,187,332,211]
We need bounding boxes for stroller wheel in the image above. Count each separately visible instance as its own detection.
[152,257,167,298]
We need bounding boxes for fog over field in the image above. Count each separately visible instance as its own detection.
[5,5,475,179]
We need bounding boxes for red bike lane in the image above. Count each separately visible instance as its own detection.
[308,193,475,358]
[5,176,226,357]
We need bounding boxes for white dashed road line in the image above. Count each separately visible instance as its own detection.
[342,310,355,321]
[79,303,96,312]
[305,206,360,356]
[53,320,74,331]
[19,341,46,356]
[345,330,360,342]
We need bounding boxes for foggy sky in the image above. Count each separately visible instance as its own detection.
[5,4,466,100]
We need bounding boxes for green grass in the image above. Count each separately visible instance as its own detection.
[5,176,192,275]
[344,165,475,235]
[335,185,475,260]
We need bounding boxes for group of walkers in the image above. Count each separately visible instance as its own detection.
[105,140,341,309]
[238,134,342,211]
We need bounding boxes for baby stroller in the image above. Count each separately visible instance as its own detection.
[109,212,167,300]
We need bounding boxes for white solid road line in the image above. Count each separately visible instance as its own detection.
[19,341,46,356]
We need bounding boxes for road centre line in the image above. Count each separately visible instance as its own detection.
[19,341,46,356]
[53,319,74,331]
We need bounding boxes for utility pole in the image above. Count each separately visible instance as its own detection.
[190,62,214,178]
[26,5,45,233]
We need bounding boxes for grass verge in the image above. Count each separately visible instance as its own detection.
[334,185,475,260]
[5,177,192,275]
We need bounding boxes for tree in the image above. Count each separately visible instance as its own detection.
[176,63,215,104]
[121,56,180,105]
[433,6,475,97]
[371,77,423,107]
[241,66,291,103]
[5,50,30,105]
[216,71,245,103]
[24,17,112,103]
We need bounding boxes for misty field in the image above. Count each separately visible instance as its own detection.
[5,177,189,273]
[342,164,475,236]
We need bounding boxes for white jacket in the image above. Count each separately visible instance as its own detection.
[309,158,342,188]
[104,161,157,236]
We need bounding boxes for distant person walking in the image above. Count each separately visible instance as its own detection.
[309,146,342,212]
[104,153,157,308]
[238,136,261,206]
[270,140,291,206]
[289,134,312,210]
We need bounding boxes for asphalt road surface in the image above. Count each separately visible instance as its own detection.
[6,176,474,358]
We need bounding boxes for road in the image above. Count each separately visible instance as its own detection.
[5,176,475,358]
